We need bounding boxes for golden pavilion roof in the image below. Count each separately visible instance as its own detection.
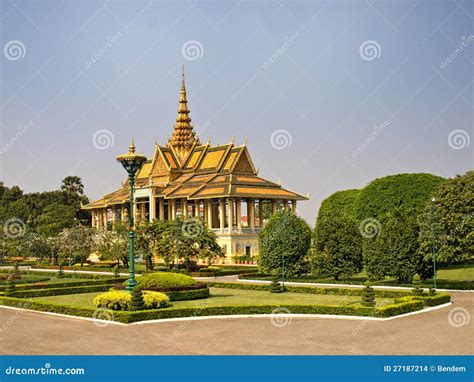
[82,68,307,210]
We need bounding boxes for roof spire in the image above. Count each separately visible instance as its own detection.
[167,65,200,164]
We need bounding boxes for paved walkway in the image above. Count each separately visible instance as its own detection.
[0,292,471,355]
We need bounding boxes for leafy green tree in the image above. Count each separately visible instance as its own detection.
[136,220,168,271]
[258,210,311,277]
[363,210,433,282]
[36,204,77,237]
[311,213,363,280]
[61,176,84,195]
[155,217,224,271]
[59,225,95,266]
[93,221,129,267]
[418,171,473,265]
[356,173,445,221]
[23,232,52,263]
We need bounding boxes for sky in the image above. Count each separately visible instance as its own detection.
[0,0,473,224]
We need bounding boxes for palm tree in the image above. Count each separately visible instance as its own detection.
[61,176,84,195]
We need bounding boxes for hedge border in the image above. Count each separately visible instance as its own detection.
[0,278,127,292]
[0,294,447,324]
[164,287,210,301]
[3,284,114,298]
[206,281,417,298]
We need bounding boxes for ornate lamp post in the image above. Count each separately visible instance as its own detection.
[116,140,147,292]
[431,197,437,289]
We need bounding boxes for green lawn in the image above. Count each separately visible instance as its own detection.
[30,287,393,309]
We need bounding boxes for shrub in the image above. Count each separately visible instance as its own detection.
[4,276,16,297]
[412,274,424,295]
[130,286,145,311]
[93,290,169,310]
[164,287,210,301]
[135,272,198,291]
[361,281,375,307]
[57,264,65,278]
[270,278,284,293]
[113,265,120,278]
[258,210,311,276]
[14,262,21,279]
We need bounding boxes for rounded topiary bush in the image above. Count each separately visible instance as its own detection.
[135,272,199,291]
[93,290,169,311]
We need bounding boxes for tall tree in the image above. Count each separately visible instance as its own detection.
[417,171,474,265]
[258,210,311,277]
[61,176,84,195]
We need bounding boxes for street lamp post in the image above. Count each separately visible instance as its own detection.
[116,140,147,292]
[281,252,285,290]
[431,197,437,289]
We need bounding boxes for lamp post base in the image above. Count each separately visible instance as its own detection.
[126,277,137,292]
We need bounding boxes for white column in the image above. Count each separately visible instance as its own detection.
[219,198,225,234]
[159,198,165,220]
[149,191,156,222]
[228,198,234,233]
[182,198,188,217]
[194,200,200,217]
[271,200,277,215]
[291,200,297,213]
[170,199,176,220]
[206,200,213,227]
[249,199,255,232]
[236,199,242,233]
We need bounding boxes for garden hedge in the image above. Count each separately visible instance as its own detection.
[207,281,417,298]
[0,278,127,292]
[164,287,210,301]
[4,284,114,298]
[0,293,449,323]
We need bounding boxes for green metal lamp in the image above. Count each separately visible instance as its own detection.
[116,139,147,292]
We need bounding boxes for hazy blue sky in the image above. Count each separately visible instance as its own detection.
[1,0,473,223]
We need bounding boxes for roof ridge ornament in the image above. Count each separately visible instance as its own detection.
[167,65,200,165]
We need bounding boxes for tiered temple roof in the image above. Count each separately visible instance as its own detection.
[83,68,307,210]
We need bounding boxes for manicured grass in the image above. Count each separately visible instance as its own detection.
[242,264,474,290]
[30,287,393,309]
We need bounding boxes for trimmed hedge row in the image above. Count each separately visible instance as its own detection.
[4,284,113,298]
[0,292,450,323]
[190,268,259,277]
[0,275,51,286]
[17,270,113,279]
[164,287,210,301]
[0,278,127,292]
[206,281,414,298]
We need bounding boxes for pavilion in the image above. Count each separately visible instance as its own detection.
[82,68,308,263]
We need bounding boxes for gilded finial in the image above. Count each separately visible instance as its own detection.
[243,137,247,146]
[181,64,185,90]
[207,137,211,145]
[129,138,136,153]
[230,136,234,144]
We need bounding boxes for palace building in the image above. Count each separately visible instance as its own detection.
[83,69,307,263]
